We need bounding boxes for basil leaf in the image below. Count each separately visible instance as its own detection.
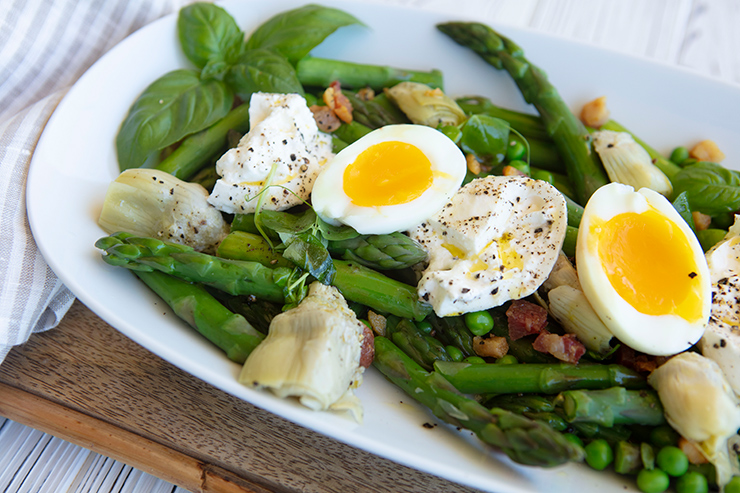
[259,209,317,235]
[283,232,336,284]
[116,69,233,171]
[178,2,244,70]
[459,114,510,162]
[672,162,740,216]
[245,4,363,65]
[671,191,696,232]
[226,48,304,99]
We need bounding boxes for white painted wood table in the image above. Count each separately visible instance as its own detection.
[1,0,738,492]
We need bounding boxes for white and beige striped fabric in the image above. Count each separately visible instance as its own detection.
[0,0,191,364]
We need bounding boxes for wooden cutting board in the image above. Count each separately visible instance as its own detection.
[0,301,482,493]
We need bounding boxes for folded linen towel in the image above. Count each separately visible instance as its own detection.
[0,0,188,364]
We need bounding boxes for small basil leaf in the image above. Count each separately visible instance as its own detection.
[260,209,317,235]
[459,114,510,162]
[317,216,360,241]
[672,162,740,216]
[245,4,363,65]
[178,2,244,70]
[671,191,696,232]
[116,69,233,171]
[226,48,304,99]
[201,58,230,81]
[283,233,336,284]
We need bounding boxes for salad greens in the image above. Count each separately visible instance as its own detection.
[102,1,740,489]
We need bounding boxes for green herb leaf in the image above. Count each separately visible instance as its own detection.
[283,232,336,284]
[459,114,510,162]
[178,2,244,71]
[116,69,233,171]
[671,191,696,232]
[226,48,304,99]
[317,216,360,241]
[244,4,363,65]
[672,162,740,216]
[259,209,317,235]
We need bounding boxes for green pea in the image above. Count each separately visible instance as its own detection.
[650,426,679,448]
[495,354,518,365]
[464,356,486,365]
[506,139,527,161]
[670,146,689,165]
[531,169,554,184]
[656,446,688,477]
[563,433,584,448]
[416,320,433,335]
[725,476,740,493]
[636,468,669,493]
[585,439,613,470]
[675,471,708,493]
[507,159,530,175]
[464,310,494,336]
[445,345,465,362]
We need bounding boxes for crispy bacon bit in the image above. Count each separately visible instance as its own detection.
[678,437,708,464]
[579,96,610,128]
[614,345,669,373]
[367,310,387,337]
[692,211,712,231]
[532,331,586,364]
[356,87,375,101]
[359,324,375,368]
[506,300,548,340]
[473,335,509,359]
[309,105,341,133]
[466,154,481,175]
[690,139,725,163]
[323,81,354,123]
[502,165,527,177]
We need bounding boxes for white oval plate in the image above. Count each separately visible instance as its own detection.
[26,1,740,492]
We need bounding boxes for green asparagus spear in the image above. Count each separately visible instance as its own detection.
[426,314,476,358]
[385,316,453,371]
[211,231,432,321]
[614,441,642,475]
[155,103,251,181]
[373,336,584,467]
[96,232,286,302]
[456,95,550,141]
[296,56,444,90]
[205,288,282,334]
[557,387,666,427]
[333,260,431,321]
[135,270,264,363]
[438,22,609,205]
[433,360,647,395]
[327,232,427,270]
[563,225,578,257]
[217,231,293,268]
[344,91,410,129]
[332,120,372,145]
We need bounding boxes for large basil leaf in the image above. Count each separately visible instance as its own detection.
[226,48,304,99]
[178,2,244,71]
[672,162,740,216]
[116,69,233,171]
[671,191,695,232]
[244,4,363,65]
[259,209,317,236]
[459,114,510,162]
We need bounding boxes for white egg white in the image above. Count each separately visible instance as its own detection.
[311,124,466,234]
[576,183,711,356]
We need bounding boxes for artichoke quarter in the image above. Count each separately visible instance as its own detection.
[239,282,369,422]
[385,81,466,127]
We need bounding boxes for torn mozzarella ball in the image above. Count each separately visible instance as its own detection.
[409,175,567,316]
[208,93,333,214]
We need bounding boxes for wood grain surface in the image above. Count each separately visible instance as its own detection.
[0,301,482,493]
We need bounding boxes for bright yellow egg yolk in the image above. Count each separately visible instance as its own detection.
[343,141,433,207]
[596,209,704,321]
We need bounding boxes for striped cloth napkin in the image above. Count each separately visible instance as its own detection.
[0,0,189,364]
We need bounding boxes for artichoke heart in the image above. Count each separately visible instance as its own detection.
[648,352,740,488]
[98,168,228,252]
[239,282,367,421]
[385,81,466,127]
[592,130,672,197]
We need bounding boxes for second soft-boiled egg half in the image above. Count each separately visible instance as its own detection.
[576,183,712,356]
[311,124,467,234]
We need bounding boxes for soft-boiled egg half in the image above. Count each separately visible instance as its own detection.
[311,124,467,234]
[576,183,711,356]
